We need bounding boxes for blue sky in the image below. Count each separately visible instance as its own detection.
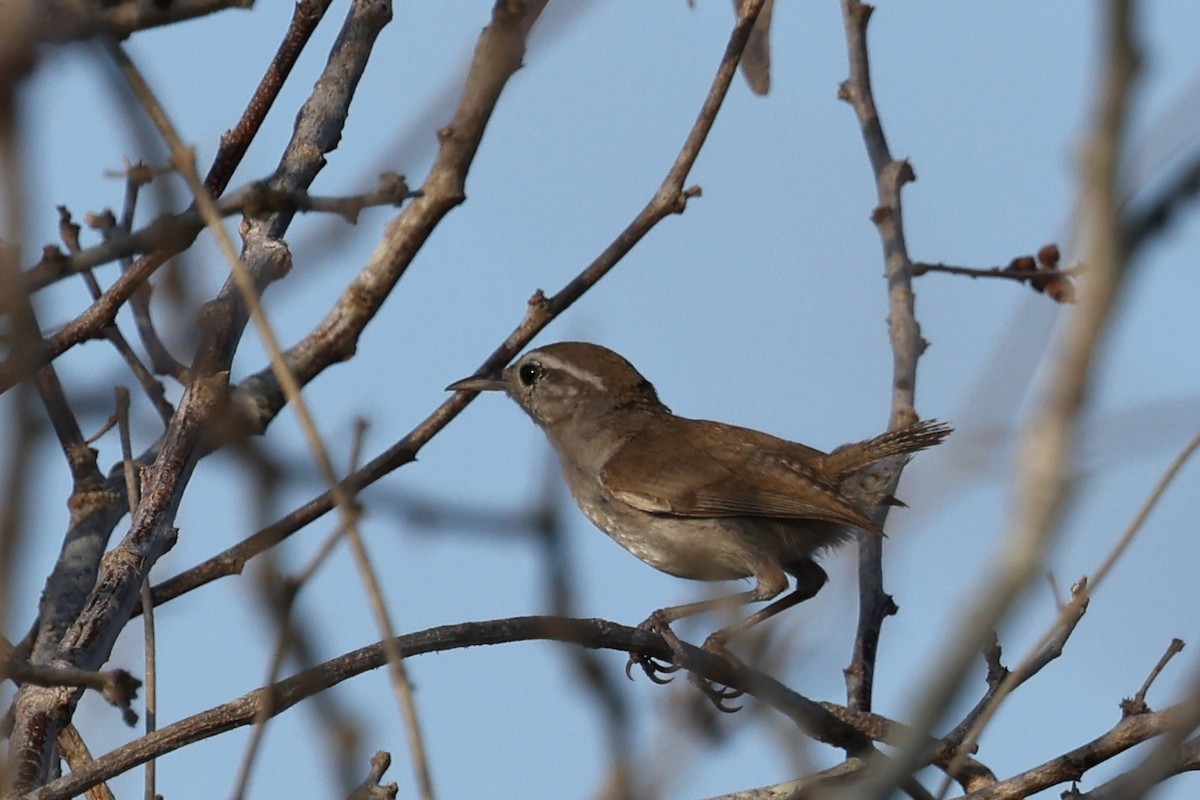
[8,2,1200,798]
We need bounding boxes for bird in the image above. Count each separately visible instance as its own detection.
[449,341,950,705]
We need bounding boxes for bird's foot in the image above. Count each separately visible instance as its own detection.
[625,611,685,684]
[690,635,745,713]
[625,613,745,713]
[624,653,680,684]
[687,671,744,713]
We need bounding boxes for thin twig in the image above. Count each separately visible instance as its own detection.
[23,177,416,294]
[0,648,141,727]
[1122,639,1186,717]
[914,244,1076,304]
[91,165,188,380]
[913,263,1080,282]
[205,0,335,194]
[58,205,176,423]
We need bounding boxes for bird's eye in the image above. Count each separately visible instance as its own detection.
[518,362,542,386]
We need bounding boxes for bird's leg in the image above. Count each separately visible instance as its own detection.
[703,559,828,651]
[684,562,828,712]
[625,590,761,685]
[626,586,770,677]
[627,571,791,711]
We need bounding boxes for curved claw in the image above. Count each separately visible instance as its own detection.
[689,672,745,713]
[625,652,681,684]
[709,691,744,714]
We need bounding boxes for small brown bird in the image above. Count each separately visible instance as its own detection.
[449,342,950,699]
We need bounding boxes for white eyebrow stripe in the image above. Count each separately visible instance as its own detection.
[536,353,607,391]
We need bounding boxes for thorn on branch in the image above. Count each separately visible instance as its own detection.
[86,409,121,445]
[982,630,1008,686]
[668,185,702,214]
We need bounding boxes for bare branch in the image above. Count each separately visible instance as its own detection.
[24,617,873,800]
[44,0,254,41]
[1,643,140,727]
[836,0,922,714]
[87,169,189,382]
[5,0,394,788]
[1075,735,1200,799]
[347,752,398,800]
[851,2,1143,798]
[1122,639,1187,718]
[914,244,1076,304]
[960,703,1195,800]
[939,346,1200,788]
[56,205,176,423]
[22,177,417,294]
[147,0,773,625]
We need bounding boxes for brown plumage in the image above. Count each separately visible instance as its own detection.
[449,341,951,706]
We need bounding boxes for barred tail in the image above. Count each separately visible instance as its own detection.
[825,419,952,477]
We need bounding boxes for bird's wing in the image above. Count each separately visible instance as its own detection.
[599,418,881,533]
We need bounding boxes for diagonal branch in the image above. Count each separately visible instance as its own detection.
[146,0,772,621]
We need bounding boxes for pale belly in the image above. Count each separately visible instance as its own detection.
[573,488,781,582]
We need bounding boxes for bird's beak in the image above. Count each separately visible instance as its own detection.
[446,373,507,393]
